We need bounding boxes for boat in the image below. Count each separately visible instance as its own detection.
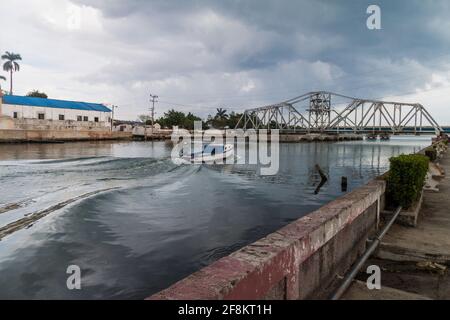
[179,143,234,163]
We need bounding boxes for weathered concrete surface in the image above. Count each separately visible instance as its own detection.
[148,180,385,300]
[427,162,445,182]
[0,116,14,129]
[382,192,423,227]
[344,148,450,300]
[344,258,450,299]
[342,280,431,300]
[8,118,110,131]
[377,151,450,264]
[278,133,363,143]
[0,129,132,142]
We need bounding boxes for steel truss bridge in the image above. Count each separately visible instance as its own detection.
[235,91,443,135]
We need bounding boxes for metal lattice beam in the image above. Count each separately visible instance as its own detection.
[235,91,443,135]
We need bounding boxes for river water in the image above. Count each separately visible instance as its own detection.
[0,137,430,299]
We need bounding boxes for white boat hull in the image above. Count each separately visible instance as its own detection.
[175,144,234,164]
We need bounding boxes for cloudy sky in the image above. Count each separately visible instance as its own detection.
[1,0,450,123]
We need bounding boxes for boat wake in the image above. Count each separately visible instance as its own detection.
[0,155,198,240]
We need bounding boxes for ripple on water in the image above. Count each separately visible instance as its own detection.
[0,138,431,299]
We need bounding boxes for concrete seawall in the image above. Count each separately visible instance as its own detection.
[278,133,363,142]
[149,179,385,300]
[0,129,132,142]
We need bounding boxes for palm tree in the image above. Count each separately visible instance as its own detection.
[2,51,22,95]
[0,75,5,93]
[215,108,228,120]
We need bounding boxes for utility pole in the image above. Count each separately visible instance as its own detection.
[111,105,118,132]
[149,93,158,135]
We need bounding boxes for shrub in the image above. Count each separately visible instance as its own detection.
[425,147,437,161]
[387,154,429,208]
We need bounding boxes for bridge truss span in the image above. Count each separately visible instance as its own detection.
[238,102,310,131]
[235,91,443,135]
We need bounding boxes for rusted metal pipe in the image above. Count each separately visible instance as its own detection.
[330,205,402,300]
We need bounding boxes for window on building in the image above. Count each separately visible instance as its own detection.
[94,117,99,122]
[38,113,45,120]
[13,112,18,119]
[83,116,89,121]
[77,116,82,121]
[59,114,65,121]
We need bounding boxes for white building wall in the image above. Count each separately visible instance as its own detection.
[113,124,134,132]
[1,103,111,125]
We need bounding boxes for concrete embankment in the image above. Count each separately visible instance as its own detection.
[148,140,447,300]
[0,129,132,142]
[278,133,363,143]
[137,132,364,142]
[343,147,450,300]
[149,178,386,299]
[0,127,362,143]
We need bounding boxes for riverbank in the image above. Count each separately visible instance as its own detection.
[0,129,132,142]
[0,138,429,299]
[279,133,363,142]
[0,130,364,144]
[149,178,386,300]
[148,139,436,300]
[343,147,450,300]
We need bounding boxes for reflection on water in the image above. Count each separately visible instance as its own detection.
[0,137,430,299]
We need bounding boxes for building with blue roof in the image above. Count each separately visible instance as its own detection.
[0,94,112,126]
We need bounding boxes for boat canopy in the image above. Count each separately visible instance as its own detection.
[203,144,224,154]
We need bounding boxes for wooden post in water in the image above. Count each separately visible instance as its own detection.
[314,164,328,194]
[315,164,328,181]
[341,176,348,192]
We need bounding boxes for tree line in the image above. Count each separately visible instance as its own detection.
[138,108,244,130]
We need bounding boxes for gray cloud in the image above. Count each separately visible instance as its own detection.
[1,0,450,121]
